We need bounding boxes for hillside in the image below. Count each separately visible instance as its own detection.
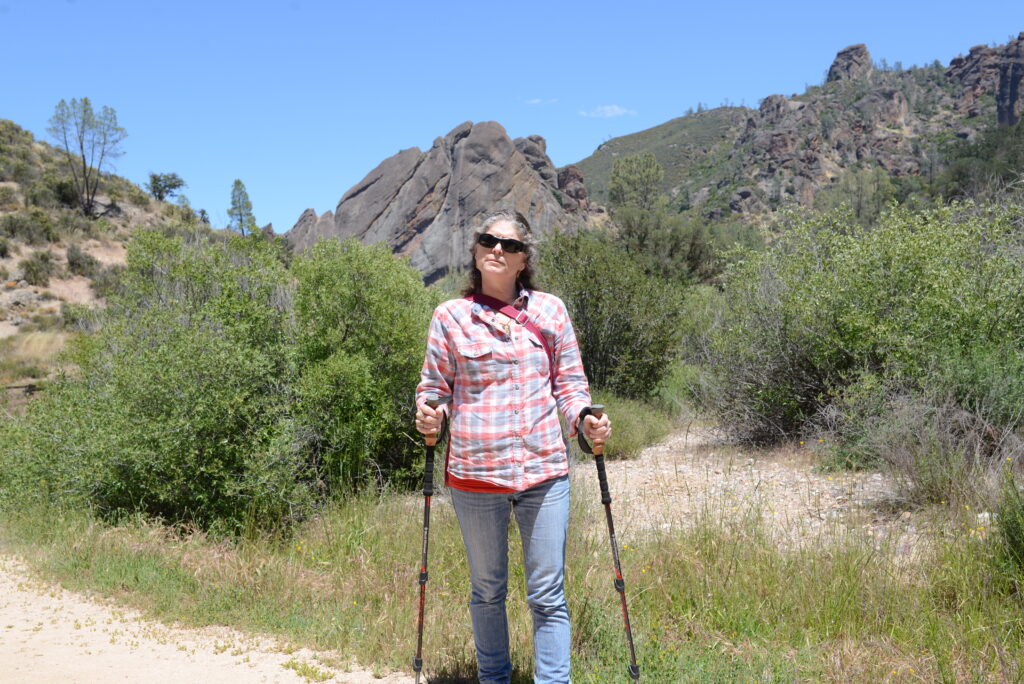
[0,119,195,408]
[574,34,1024,218]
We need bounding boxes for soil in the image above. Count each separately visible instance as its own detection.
[0,428,918,682]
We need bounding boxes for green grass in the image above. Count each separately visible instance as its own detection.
[2,482,1022,682]
[588,389,678,460]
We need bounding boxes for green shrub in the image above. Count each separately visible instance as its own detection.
[1,209,58,244]
[4,228,304,531]
[90,263,124,298]
[66,243,100,277]
[44,173,78,209]
[60,302,101,333]
[127,185,150,208]
[539,228,685,399]
[55,209,94,237]
[0,185,18,209]
[291,239,434,490]
[0,236,10,258]
[695,202,1024,443]
[18,250,57,286]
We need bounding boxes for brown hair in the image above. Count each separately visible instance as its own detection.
[460,209,539,297]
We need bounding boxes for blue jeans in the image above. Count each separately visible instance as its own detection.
[449,475,571,684]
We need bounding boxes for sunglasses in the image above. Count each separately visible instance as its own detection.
[477,232,527,254]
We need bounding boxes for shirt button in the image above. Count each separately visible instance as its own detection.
[512,359,519,365]
[514,409,519,414]
[513,384,520,390]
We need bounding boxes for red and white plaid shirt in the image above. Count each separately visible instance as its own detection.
[416,289,592,492]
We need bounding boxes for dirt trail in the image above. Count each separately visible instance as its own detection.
[0,429,912,682]
[0,555,413,683]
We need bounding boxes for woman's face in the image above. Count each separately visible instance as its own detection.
[475,219,527,284]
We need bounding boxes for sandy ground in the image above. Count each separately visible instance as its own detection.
[0,428,918,682]
[0,556,414,683]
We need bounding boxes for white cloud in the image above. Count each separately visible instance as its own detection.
[526,98,543,105]
[579,105,637,118]
[526,98,559,105]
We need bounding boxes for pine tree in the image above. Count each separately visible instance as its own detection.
[227,179,257,235]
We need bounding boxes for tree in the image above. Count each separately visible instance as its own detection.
[607,152,663,213]
[227,179,257,235]
[146,172,186,201]
[47,97,127,217]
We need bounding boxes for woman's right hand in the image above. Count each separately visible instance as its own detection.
[415,402,444,436]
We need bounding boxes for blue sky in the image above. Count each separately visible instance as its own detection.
[2,1,1021,232]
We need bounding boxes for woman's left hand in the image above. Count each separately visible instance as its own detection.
[582,412,612,444]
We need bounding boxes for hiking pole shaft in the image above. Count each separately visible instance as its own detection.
[413,395,445,683]
[584,406,641,680]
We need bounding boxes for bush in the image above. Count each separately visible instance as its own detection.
[539,228,685,399]
[18,250,57,286]
[0,236,10,258]
[3,229,304,531]
[90,263,124,298]
[694,202,1024,443]
[0,185,18,209]
[291,239,434,490]
[1,210,58,244]
[66,243,100,277]
[55,209,94,237]
[60,302,101,333]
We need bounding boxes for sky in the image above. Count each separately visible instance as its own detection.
[2,1,1022,233]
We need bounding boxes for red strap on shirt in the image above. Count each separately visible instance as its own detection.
[467,293,555,389]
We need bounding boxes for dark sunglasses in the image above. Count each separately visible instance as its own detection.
[477,233,527,254]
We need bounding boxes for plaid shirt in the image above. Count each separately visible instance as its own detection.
[416,289,592,491]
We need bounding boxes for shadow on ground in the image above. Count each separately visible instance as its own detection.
[428,661,533,683]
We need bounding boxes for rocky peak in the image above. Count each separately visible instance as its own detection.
[947,33,1024,124]
[827,44,873,83]
[286,121,587,283]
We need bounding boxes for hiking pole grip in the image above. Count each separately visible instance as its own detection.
[578,405,611,504]
[421,395,445,497]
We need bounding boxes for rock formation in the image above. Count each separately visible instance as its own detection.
[827,44,873,83]
[287,121,586,283]
[947,32,1024,125]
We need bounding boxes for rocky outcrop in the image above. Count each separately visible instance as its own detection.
[827,44,873,83]
[947,32,1024,125]
[556,165,590,213]
[287,121,585,283]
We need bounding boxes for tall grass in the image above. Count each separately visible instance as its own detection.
[2,480,1022,682]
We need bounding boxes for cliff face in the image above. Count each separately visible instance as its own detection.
[287,121,587,283]
[575,33,1024,218]
[947,32,1024,125]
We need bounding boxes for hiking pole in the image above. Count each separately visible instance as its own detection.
[578,405,640,681]
[413,393,449,684]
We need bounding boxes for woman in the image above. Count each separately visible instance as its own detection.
[415,209,610,683]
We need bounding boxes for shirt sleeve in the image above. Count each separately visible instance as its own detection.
[415,305,455,414]
[550,298,591,436]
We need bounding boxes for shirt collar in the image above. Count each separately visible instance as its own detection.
[469,288,532,317]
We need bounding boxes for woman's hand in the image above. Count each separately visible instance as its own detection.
[415,402,444,436]
[582,412,611,444]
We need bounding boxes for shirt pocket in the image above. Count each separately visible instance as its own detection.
[456,341,497,386]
